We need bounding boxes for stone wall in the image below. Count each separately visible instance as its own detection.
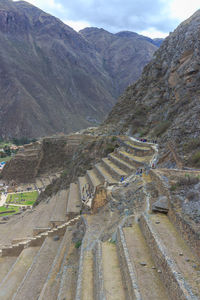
[92,186,107,213]
[139,214,196,300]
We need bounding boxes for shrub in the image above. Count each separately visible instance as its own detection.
[61,169,69,177]
[183,138,200,152]
[111,136,117,142]
[75,240,82,249]
[153,121,171,137]
[190,151,200,167]
[170,184,177,191]
[138,127,149,137]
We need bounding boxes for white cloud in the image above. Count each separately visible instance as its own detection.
[63,19,91,31]
[14,0,63,12]
[169,0,199,20]
[13,0,200,38]
[139,28,169,39]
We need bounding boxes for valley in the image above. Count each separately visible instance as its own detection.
[0,1,199,299]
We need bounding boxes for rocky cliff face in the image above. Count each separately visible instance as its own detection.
[0,0,159,139]
[104,10,200,166]
[80,28,158,96]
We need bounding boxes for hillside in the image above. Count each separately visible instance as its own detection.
[104,10,200,167]
[0,0,115,139]
[0,0,160,139]
[80,28,158,96]
[0,8,199,300]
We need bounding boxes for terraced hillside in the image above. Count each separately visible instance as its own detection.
[0,136,199,299]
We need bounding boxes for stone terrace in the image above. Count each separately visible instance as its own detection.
[0,136,199,299]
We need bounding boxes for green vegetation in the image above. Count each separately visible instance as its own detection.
[0,205,20,215]
[111,136,117,142]
[190,151,200,167]
[109,239,116,244]
[183,138,200,152]
[61,169,70,177]
[170,184,177,191]
[0,156,12,163]
[138,127,149,137]
[6,191,39,206]
[75,240,82,249]
[12,137,37,146]
[153,121,171,137]
[170,174,200,191]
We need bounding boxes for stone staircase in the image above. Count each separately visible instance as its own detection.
[0,136,199,299]
[66,136,154,213]
[72,138,199,300]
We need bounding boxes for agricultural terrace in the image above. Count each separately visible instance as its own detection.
[0,205,20,215]
[6,191,39,206]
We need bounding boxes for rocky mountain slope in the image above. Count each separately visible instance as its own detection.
[80,28,158,96]
[0,0,115,139]
[0,0,159,139]
[104,10,200,167]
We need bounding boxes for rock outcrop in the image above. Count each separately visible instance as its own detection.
[104,10,200,166]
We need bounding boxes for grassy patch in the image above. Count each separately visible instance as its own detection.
[6,191,38,206]
[0,141,12,148]
[0,156,12,163]
[0,205,20,215]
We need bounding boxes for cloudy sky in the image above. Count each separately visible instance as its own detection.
[15,0,199,38]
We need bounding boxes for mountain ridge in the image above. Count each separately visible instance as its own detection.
[0,0,160,139]
[80,27,159,96]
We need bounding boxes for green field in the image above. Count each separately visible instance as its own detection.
[6,191,39,206]
[0,205,20,216]
[0,156,12,163]
[0,141,13,148]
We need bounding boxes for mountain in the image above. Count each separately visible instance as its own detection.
[104,10,200,166]
[0,0,159,139]
[80,28,158,96]
[0,0,115,139]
